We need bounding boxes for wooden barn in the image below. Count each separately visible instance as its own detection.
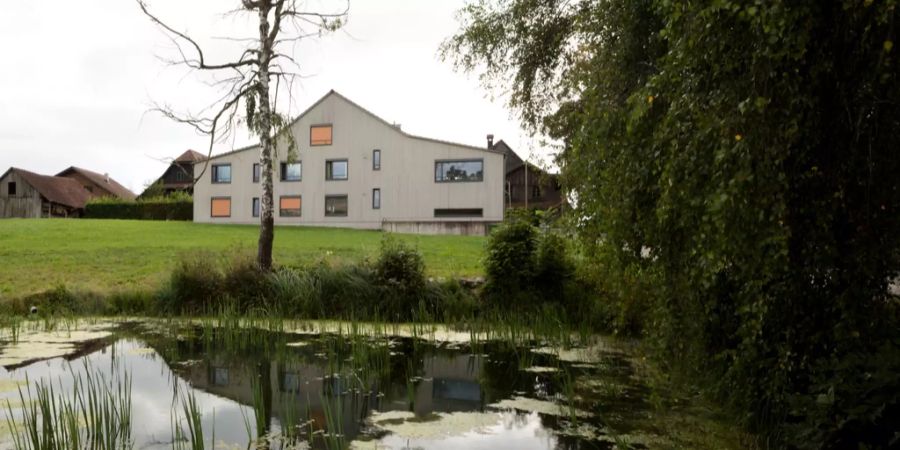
[0,168,92,218]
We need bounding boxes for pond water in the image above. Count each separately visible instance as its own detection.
[0,320,731,449]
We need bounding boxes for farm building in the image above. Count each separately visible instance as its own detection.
[141,149,207,197]
[56,166,136,201]
[493,140,565,211]
[0,167,134,218]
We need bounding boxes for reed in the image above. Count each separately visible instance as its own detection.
[4,362,132,450]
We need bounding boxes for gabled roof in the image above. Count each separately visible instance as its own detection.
[174,149,207,163]
[493,139,525,173]
[56,167,136,200]
[206,89,504,161]
[3,168,92,209]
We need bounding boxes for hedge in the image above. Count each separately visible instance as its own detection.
[84,200,192,221]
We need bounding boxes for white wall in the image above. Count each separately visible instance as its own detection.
[193,92,505,230]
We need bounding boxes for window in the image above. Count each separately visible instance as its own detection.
[434,208,483,218]
[325,195,348,217]
[252,197,260,218]
[310,124,333,146]
[211,197,231,218]
[435,160,483,182]
[373,149,381,170]
[326,160,348,181]
[253,163,261,183]
[372,188,381,209]
[279,196,302,217]
[84,185,93,193]
[280,162,302,181]
[7,182,16,196]
[212,164,231,183]
[531,185,541,199]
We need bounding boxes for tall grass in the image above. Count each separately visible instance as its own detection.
[5,362,132,450]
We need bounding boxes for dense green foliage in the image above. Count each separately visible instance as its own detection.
[483,216,593,320]
[157,245,477,321]
[84,194,193,221]
[0,220,485,297]
[446,0,900,447]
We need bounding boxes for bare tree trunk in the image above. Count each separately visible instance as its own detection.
[257,3,275,271]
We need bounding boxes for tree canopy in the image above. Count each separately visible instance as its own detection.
[444,1,900,447]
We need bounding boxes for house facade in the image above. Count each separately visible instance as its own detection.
[193,90,505,235]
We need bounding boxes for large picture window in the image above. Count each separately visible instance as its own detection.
[279,196,302,217]
[280,162,302,182]
[326,160,348,181]
[325,195,348,217]
[211,197,231,218]
[212,164,231,183]
[434,160,483,182]
[310,124,333,146]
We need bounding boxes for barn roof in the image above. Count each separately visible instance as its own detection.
[4,168,92,209]
[174,149,207,163]
[56,166,136,200]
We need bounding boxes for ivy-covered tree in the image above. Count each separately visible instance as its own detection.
[444,1,900,447]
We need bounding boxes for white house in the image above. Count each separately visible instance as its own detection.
[192,90,505,235]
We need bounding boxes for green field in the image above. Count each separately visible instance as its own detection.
[0,219,486,297]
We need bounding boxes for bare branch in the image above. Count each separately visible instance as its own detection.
[137,0,259,70]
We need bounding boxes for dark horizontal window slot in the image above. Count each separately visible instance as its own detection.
[434,208,483,218]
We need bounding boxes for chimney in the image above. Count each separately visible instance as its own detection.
[486,134,494,149]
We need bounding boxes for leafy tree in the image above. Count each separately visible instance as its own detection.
[445,0,900,446]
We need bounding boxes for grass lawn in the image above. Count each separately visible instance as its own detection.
[0,219,486,298]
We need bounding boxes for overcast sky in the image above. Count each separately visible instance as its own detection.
[0,0,540,194]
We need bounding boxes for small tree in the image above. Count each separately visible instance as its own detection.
[138,0,348,270]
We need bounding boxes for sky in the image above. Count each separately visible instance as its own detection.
[0,0,542,195]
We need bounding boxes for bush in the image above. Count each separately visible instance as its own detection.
[374,237,428,317]
[483,220,538,305]
[84,194,192,221]
[163,253,224,313]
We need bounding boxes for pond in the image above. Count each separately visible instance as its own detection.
[0,319,740,449]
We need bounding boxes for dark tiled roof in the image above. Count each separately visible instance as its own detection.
[8,168,92,209]
[175,149,207,163]
[494,140,525,174]
[56,167,136,200]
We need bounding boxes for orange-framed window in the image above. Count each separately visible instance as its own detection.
[211,197,231,218]
[279,196,302,217]
[310,124,333,146]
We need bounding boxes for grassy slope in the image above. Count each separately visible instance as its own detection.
[0,219,485,297]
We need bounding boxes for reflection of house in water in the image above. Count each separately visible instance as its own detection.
[170,343,486,444]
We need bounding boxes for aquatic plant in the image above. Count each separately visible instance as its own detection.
[5,362,132,450]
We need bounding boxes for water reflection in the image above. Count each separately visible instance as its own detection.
[0,323,638,449]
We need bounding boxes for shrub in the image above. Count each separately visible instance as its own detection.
[164,253,224,313]
[222,254,269,312]
[374,237,428,317]
[84,194,192,221]
[483,220,538,306]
